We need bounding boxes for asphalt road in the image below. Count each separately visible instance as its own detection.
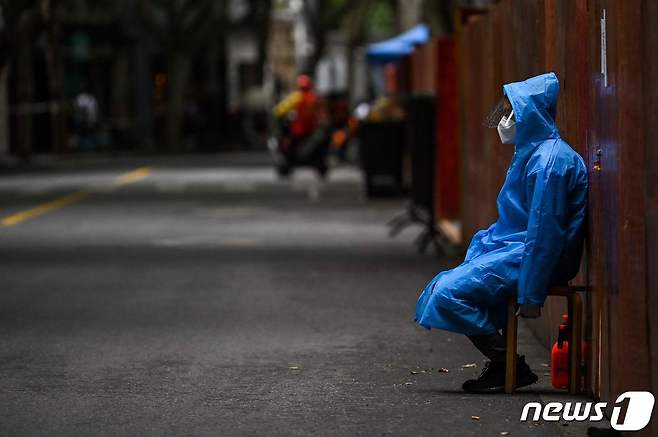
[0,154,587,436]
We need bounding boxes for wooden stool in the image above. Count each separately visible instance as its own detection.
[504,285,587,394]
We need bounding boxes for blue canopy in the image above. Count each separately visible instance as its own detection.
[396,23,431,46]
[366,24,430,62]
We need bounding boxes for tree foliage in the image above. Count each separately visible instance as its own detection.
[137,0,221,52]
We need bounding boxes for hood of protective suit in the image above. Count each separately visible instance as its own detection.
[502,72,560,145]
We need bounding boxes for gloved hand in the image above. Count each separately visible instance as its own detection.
[516,303,542,319]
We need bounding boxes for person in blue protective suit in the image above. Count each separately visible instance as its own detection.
[415,72,588,393]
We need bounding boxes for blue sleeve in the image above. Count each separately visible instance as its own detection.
[518,165,570,306]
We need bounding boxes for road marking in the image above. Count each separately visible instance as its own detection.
[1,190,90,227]
[115,166,152,186]
[0,166,153,227]
[153,235,262,248]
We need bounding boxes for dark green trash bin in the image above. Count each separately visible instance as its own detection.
[358,121,405,197]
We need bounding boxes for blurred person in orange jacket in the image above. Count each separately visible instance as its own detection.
[272,74,321,176]
[274,74,318,141]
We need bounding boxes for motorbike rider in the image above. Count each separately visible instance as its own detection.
[273,75,319,175]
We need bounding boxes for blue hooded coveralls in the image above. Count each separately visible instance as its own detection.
[415,72,588,336]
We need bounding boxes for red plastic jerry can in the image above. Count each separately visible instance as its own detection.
[551,315,569,389]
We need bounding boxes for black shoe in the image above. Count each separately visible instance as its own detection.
[516,355,539,390]
[462,355,538,394]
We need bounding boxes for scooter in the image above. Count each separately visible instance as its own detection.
[267,117,329,178]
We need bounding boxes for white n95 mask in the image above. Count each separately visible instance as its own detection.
[497,110,516,144]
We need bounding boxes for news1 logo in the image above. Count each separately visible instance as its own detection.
[520,391,655,431]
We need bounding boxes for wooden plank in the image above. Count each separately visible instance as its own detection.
[435,37,460,220]
[615,0,650,397]
[569,293,583,394]
[589,0,618,403]
[586,0,607,402]
[544,0,557,71]
[643,0,658,422]
[459,17,486,242]
[505,298,518,394]
[482,9,500,228]
[488,4,513,224]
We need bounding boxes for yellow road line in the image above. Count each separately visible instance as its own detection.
[1,166,153,227]
[1,190,90,227]
[115,166,152,186]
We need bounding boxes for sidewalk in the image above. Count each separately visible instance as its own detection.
[0,150,273,174]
